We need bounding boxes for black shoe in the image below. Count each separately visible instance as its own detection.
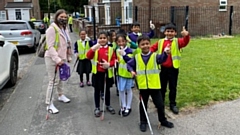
[106,106,115,114]
[161,120,174,128]
[170,106,179,114]
[123,108,131,117]
[118,108,125,116]
[139,123,147,132]
[94,108,101,117]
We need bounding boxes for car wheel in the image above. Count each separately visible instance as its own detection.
[6,56,18,87]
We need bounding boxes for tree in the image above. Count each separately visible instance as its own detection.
[59,0,88,14]
[39,0,61,13]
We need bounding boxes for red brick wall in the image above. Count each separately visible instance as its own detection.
[131,0,240,36]
[134,0,240,8]
[0,0,5,10]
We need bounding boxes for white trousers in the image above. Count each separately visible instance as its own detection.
[45,57,64,104]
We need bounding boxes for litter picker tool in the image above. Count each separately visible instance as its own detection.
[115,60,122,117]
[46,65,58,120]
[66,57,79,84]
[100,73,107,121]
[135,78,154,135]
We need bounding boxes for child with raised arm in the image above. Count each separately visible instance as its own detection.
[127,35,174,132]
[150,23,190,114]
[86,31,116,117]
[115,34,134,116]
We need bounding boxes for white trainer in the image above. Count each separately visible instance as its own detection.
[46,103,59,114]
[58,95,70,103]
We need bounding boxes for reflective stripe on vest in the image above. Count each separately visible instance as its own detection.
[158,38,181,68]
[92,47,114,78]
[77,40,90,60]
[45,26,59,50]
[135,53,161,89]
[116,51,132,78]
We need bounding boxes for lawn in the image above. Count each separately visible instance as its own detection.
[151,36,240,110]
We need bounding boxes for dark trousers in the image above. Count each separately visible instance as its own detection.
[69,24,73,32]
[160,66,179,107]
[79,74,89,82]
[139,90,166,123]
[92,72,112,108]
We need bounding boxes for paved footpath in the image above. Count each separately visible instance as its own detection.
[0,33,239,135]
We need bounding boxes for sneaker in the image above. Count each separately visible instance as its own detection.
[170,106,179,114]
[106,106,115,114]
[46,103,59,114]
[94,108,101,117]
[161,120,174,128]
[80,82,84,87]
[58,95,70,103]
[139,122,147,132]
[123,108,131,117]
[87,81,91,86]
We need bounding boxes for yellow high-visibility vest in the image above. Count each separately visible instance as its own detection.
[135,53,161,89]
[45,26,59,50]
[68,16,73,24]
[158,38,181,68]
[43,17,49,23]
[92,47,114,78]
[116,50,132,78]
[77,40,90,60]
[30,18,36,21]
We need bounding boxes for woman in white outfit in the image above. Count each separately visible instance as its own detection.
[44,9,72,114]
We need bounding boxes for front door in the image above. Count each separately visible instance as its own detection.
[21,9,29,21]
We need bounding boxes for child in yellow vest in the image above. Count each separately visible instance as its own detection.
[115,34,134,116]
[74,30,93,87]
[86,31,116,117]
[127,35,174,132]
[150,23,190,114]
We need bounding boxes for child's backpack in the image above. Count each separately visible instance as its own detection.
[36,26,59,58]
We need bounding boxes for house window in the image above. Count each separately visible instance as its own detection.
[14,0,23,2]
[219,0,227,11]
[0,11,6,21]
[128,2,132,18]
[15,9,22,20]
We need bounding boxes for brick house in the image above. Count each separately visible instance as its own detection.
[0,0,40,21]
[132,0,240,36]
[84,0,240,36]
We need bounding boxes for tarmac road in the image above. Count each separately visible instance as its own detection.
[0,33,239,135]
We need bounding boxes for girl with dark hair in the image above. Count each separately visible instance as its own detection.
[115,34,134,116]
[74,29,94,87]
[86,31,116,117]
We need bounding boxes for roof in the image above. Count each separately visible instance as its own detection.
[0,20,28,22]
[5,2,33,8]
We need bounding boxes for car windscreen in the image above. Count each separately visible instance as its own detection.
[0,22,28,30]
[32,21,42,26]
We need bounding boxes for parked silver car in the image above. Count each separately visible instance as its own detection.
[0,20,41,52]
